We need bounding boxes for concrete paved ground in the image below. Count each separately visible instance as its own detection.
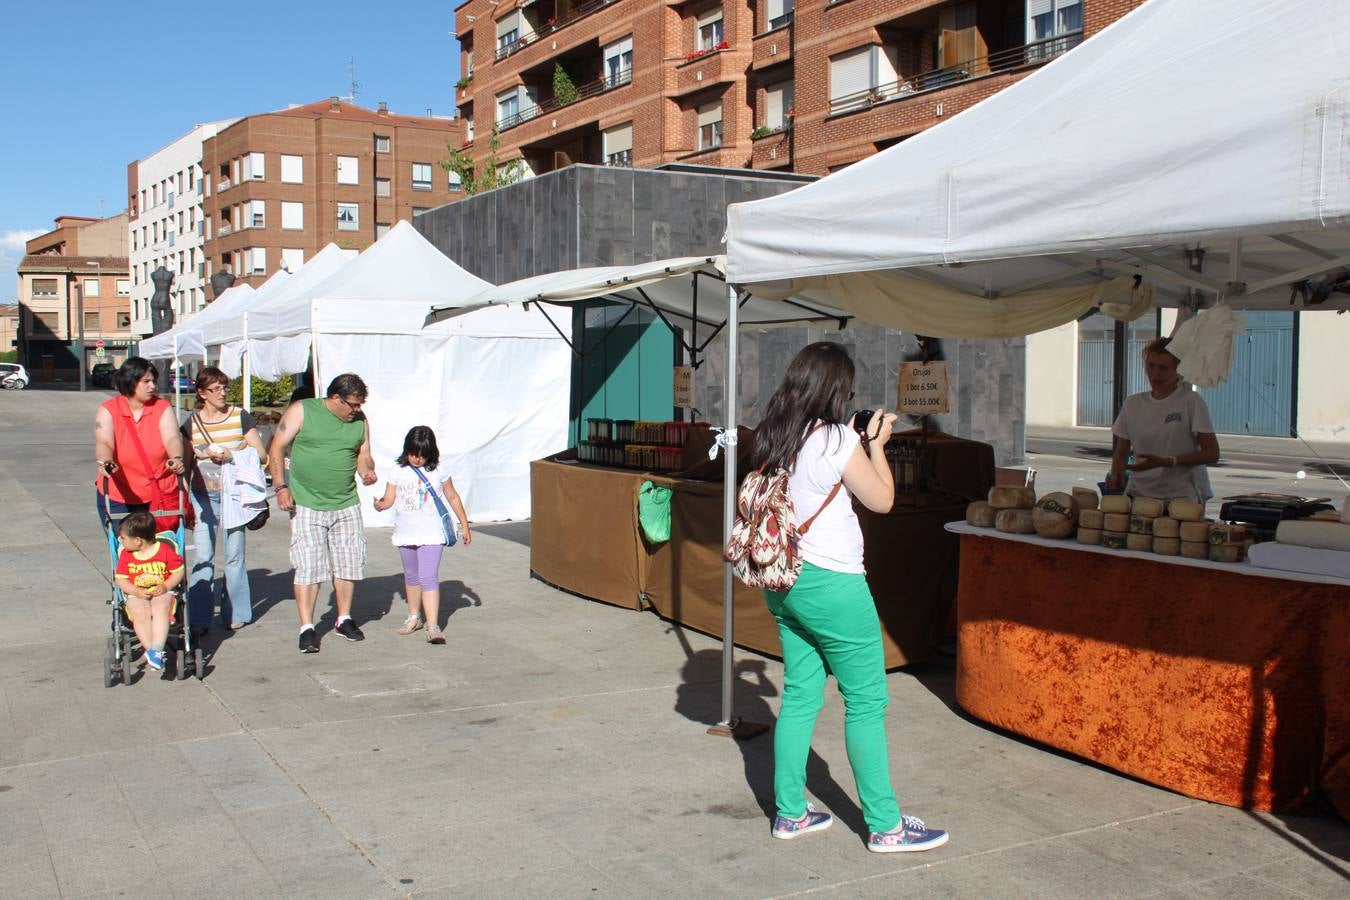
[1,389,1346,899]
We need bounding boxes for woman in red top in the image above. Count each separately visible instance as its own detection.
[94,357,186,527]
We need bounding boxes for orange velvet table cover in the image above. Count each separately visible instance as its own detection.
[955,531,1350,817]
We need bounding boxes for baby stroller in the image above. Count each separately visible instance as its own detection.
[101,473,204,685]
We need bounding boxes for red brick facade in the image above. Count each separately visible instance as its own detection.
[456,0,1144,177]
[201,100,466,289]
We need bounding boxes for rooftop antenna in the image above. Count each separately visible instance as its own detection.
[342,57,361,102]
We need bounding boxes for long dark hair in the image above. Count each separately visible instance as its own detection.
[114,356,158,397]
[397,425,440,471]
[751,341,855,471]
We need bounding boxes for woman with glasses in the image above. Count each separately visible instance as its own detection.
[183,366,269,632]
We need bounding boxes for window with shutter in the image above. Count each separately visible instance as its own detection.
[281,154,304,184]
[829,46,872,111]
[281,202,304,230]
[603,123,633,166]
[697,102,722,150]
[697,10,724,50]
[337,156,359,185]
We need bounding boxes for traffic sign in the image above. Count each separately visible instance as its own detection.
[94,339,106,349]
[95,347,107,359]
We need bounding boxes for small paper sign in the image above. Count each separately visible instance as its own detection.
[673,366,694,409]
[897,361,949,416]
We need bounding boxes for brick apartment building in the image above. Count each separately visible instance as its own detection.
[199,99,467,291]
[454,0,1142,177]
[16,215,132,381]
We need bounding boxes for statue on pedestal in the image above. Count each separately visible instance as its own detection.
[209,270,235,303]
[150,267,175,335]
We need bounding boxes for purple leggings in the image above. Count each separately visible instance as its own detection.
[398,544,444,591]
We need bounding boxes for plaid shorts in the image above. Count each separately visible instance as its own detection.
[289,504,366,585]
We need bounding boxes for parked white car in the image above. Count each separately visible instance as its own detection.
[0,362,29,389]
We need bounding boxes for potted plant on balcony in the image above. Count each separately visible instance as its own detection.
[553,63,579,107]
[456,73,473,90]
[750,125,772,139]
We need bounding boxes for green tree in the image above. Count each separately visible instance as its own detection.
[439,128,526,196]
[552,62,578,106]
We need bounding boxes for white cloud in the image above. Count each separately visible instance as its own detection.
[0,228,47,303]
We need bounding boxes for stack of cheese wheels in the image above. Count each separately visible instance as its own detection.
[989,485,1036,534]
[1077,505,1105,545]
[1072,487,1099,511]
[1169,499,1210,559]
[1032,492,1080,539]
[1152,515,1181,555]
[1125,497,1165,552]
[965,500,997,527]
[1099,495,1130,549]
[1208,522,1248,563]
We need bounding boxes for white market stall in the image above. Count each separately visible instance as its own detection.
[241,221,572,523]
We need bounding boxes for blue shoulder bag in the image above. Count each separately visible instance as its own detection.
[411,466,457,547]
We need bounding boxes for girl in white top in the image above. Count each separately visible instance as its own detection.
[373,426,472,644]
[1108,337,1221,503]
[752,341,948,855]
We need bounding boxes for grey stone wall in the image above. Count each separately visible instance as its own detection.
[415,164,1025,465]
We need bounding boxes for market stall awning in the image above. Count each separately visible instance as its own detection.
[137,283,254,362]
[724,0,1350,333]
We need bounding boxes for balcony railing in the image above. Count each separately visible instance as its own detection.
[605,149,633,167]
[496,68,633,131]
[829,31,1083,115]
[218,224,232,237]
[217,178,232,192]
[766,10,794,31]
[495,0,617,61]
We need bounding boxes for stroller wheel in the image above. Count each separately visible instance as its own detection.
[121,648,133,685]
[193,647,205,680]
[103,645,115,688]
[176,649,187,681]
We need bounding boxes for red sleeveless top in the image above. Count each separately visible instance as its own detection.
[96,396,177,505]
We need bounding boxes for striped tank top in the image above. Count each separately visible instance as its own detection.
[189,407,256,492]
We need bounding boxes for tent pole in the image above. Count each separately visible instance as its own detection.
[242,313,252,414]
[708,284,767,741]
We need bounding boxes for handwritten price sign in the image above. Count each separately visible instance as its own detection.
[673,366,694,409]
[897,361,949,416]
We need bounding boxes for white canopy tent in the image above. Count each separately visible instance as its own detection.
[428,0,1350,735]
[226,222,572,524]
[723,0,1350,330]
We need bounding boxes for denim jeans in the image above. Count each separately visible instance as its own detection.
[188,486,252,627]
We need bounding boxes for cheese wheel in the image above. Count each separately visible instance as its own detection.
[1209,543,1245,563]
[1077,527,1103,545]
[1102,532,1128,549]
[1153,537,1181,556]
[1129,515,1154,535]
[995,508,1036,534]
[1071,487,1099,511]
[1126,532,1153,552]
[966,501,997,527]
[988,485,1036,509]
[1079,509,1105,529]
[1032,492,1080,539]
[1179,520,1213,542]
[1180,541,1209,559]
[1132,497,1166,518]
[1152,516,1180,538]
[1100,495,1132,514]
[1169,499,1205,522]
[1274,519,1350,551]
[1102,513,1130,533]
[1209,523,1246,546]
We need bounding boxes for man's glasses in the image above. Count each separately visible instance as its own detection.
[337,396,364,413]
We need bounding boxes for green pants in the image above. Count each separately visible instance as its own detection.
[765,561,900,834]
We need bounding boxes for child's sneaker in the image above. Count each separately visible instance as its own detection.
[772,803,833,840]
[145,648,166,672]
[868,815,948,853]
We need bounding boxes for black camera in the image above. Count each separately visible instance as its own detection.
[851,409,875,437]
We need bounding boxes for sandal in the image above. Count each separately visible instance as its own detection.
[426,625,445,645]
[397,615,424,635]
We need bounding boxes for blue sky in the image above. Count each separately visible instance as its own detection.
[0,1,462,302]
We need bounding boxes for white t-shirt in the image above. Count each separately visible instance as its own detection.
[1111,387,1216,502]
[390,467,453,547]
[788,423,865,575]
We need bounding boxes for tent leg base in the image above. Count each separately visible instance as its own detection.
[707,718,769,741]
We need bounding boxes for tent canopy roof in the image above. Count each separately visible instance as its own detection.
[200,244,355,347]
[724,0,1350,319]
[139,283,255,361]
[248,221,491,339]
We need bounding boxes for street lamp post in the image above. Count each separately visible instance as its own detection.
[79,260,99,392]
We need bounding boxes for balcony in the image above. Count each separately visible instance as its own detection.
[217,224,232,237]
[217,178,232,192]
[495,0,618,62]
[752,19,792,71]
[496,67,632,132]
[673,46,737,98]
[828,31,1083,116]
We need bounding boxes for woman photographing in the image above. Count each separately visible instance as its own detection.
[752,341,948,854]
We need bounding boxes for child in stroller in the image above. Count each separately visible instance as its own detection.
[113,511,185,672]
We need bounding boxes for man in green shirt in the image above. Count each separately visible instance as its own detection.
[269,373,377,653]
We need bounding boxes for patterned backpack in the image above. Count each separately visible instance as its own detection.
[724,425,842,591]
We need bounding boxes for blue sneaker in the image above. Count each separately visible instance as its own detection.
[772,803,833,840]
[868,815,948,853]
[145,648,165,672]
